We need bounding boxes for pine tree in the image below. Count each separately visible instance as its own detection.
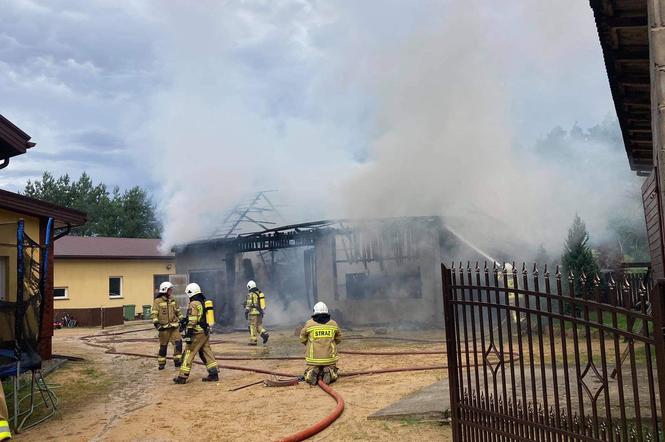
[561,214,599,296]
[534,244,551,270]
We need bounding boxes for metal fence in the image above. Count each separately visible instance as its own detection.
[442,262,665,441]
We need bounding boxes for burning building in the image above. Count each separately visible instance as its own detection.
[173,216,486,329]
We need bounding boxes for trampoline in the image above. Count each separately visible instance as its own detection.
[0,218,58,432]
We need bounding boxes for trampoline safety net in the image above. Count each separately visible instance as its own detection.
[0,218,52,371]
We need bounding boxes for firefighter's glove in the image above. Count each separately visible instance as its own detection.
[153,322,160,330]
[179,317,188,332]
[244,310,249,320]
[184,331,193,344]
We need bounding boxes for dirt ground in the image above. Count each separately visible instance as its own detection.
[14,323,451,441]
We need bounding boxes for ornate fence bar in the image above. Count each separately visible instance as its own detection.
[442,262,665,442]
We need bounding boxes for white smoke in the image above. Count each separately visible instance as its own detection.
[140,1,358,248]
[133,0,641,258]
[333,1,642,257]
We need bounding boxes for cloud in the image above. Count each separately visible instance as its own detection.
[0,0,157,189]
[0,0,630,255]
[65,129,124,149]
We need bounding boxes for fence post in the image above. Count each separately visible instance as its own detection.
[442,264,460,442]
[652,279,665,420]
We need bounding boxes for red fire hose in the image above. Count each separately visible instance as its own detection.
[340,349,445,356]
[276,379,345,442]
[78,329,498,442]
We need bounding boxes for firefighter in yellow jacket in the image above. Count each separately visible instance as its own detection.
[299,302,342,385]
[244,280,269,345]
[0,384,11,440]
[151,281,184,370]
[173,283,219,384]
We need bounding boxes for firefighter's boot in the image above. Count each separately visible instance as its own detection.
[158,344,168,370]
[202,370,219,382]
[322,367,332,385]
[173,376,187,384]
[329,366,339,383]
[261,331,270,344]
[304,366,319,386]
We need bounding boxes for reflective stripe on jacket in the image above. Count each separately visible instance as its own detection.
[151,295,183,328]
[186,300,205,333]
[245,290,266,315]
[299,318,342,365]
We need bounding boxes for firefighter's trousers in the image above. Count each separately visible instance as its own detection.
[157,327,183,368]
[507,293,527,330]
[248,314,266,344]
[179,332,218,378]
[304,364,338,385]
[0,384,11,440]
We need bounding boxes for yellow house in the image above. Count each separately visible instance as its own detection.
[53,236,175,326]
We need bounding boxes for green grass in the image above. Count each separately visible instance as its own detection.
[547,310,652,338]
[3,361,111,429]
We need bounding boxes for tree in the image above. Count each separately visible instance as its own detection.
[533,244,551,270]
[23,172,161,238]
[116,186,161,238]
[561,214,599,295]
[607,214,649,263]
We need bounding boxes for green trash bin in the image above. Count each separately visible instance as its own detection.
[142,304,151,319]
[123,304,136,321]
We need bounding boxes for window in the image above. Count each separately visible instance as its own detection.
[345,273,369,300]
[54,287,68,300]
[345,268,422,300]
[109,277,123,298]
[153,274,170,291]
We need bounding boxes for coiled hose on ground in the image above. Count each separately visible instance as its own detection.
[77,327,506,441]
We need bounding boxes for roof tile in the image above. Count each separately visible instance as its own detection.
[54,236,173,259]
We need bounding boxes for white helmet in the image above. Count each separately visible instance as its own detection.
[158,281,174,294]
[312,302,328,315]
[247,280,257,291]
[185,283,202,298]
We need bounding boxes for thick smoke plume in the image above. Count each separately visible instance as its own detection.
[138,1,642,261]
[339,4,644,259]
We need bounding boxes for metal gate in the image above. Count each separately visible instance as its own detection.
[442,263,665,441]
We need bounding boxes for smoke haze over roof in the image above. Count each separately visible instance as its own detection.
[0,0,637,255]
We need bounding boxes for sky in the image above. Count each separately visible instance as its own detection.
[0,0,634,250]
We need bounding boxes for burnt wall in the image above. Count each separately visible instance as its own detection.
[314,221,443,327]
[175,218,448,328]
[174,244,239,326]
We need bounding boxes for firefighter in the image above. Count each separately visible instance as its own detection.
[299,302,342,386]
[0,383,10,440]
[244,280,269,345]
[500,263,525,330]
[173,283,219,384]
[151,281,184,370]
